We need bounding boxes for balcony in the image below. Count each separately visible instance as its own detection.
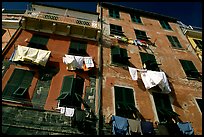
[22,10,100,41]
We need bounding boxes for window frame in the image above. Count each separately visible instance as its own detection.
[167,35,183,49]
[193,39,202,51]
[110,24,124,36]
[130,14,142,24]
[68,40,87,56]
[114,86,137,119]
[179,59,201,80]
[134,29,148,40]
[159,20,172,30]
[111,46,129,66]
[109,8,120,19]
[139,52,159,71]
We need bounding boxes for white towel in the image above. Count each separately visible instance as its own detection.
[84,57,94,68]
[128,67,138,80]
[24,47,39,61]
[34,49,51,66]
[65,108,75,117]
[60,107,65,114]
[158,72,171,93]
[63,54,75,64]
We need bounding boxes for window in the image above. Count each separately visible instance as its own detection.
[167,35,182,49]
[139,52,159,71]
[152,92,179,123]
[193,39,202,51]
[130,14,142,24]
[179,59,200,80]
[68,40,87,56]
[196,98,202,113]
[2,68,34,100]
[115,86,138,119]
[109,9,120,19]
[28,34,49,50]
[111,46,129,66]
[134,29,148,40]
[2,29,6,36]
[160,20,172,30]
[57,75,84,108]
[110,24,124,36]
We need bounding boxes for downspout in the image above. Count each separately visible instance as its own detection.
[96,2,103,135]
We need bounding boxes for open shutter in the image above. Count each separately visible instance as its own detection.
[13,70,34,96]
[57,75,74,100]
[180,60,199,78]
[172,36,182,48]
[120,48,129,66]
[29,34,49,46]
[140,52,159,71]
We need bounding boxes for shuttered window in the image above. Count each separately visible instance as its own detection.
[3,69,34,99]
[130,14,142,24]
[115,86,137,119]
[58,75,84,108]
[152,92,179,122]
[139,52,159,71]
[110,24,124,36]
[167,35,182,49]
[28,34,49,50]
[193,39,202,50]
[179,59,200,79]
[134,29,148,40]
[109,9,120,19]
[160,20,172,30]
[111,46,129,66]
[69,40,87,56]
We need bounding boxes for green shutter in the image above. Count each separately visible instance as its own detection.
[172,36,182,48]
[57,75,74,100]
[120,48,129,65]
[140,52,157,64]
[111,46,120,55]
[30,34,49,46]
[13,70,34,96]
[160,21,172,30]
[109,9,120,18]
[135,29,147,39]
[180,59,199,78]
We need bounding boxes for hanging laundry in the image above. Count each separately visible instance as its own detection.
[74,56,84,69]
[114,35,122,39]
[128,67,138,80]
[24,47,39,62]
[63,55,78,70]
[34,49,51,66]
[134,39,143,46]
[60,107,66,114]
[158,72,171,93]
[128,39,134,44]
[127,119,142,135]
[177,122,194,135]
[111,115,129,135]
[65,107,75,117]
[84,57,94,68]
[12,45,29,61]
[141,121,154,135]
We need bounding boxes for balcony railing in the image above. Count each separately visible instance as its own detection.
[24,10,99,29]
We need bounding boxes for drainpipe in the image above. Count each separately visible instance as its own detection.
[96,2,103,135]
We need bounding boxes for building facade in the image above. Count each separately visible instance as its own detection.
[2,3,101,134]
[97,2,202,135]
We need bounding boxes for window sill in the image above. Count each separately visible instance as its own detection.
[171,47,185,51]
[162,28,173,31]
[187,77,202,82]
[132,21,143,25]
[109,16,121,20]
[110,63,128,68]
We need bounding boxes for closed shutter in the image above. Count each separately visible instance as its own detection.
[69,41,87,55]
[167,35,182,48]
[135,29,147,40]
[160,21,172,30]
[57,75,74,100]
[109,9,120,18]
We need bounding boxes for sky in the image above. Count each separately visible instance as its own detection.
[2,2,202,28]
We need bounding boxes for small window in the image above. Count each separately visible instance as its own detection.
[179,59,201,80]
[110,24,124,36]
[196,98,202,113]
[160,20,172,30]
[111,46,129,66]
[109,9,120,19]
[167,35,182,49]
[115,86,138,119]
[2,29,6,36]
[28,34,49,50]
[57,75,84,108]
[139,52,159,71]
[152,92,179,123]
[68,40,87,56]
[134,29,148,40]
[130,14,142,24]
[193,39,202,51]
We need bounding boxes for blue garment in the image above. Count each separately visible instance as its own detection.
[9,49,16,62]
[141,121,154,135]
[177,122,194,135]
[112,115,129,135]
